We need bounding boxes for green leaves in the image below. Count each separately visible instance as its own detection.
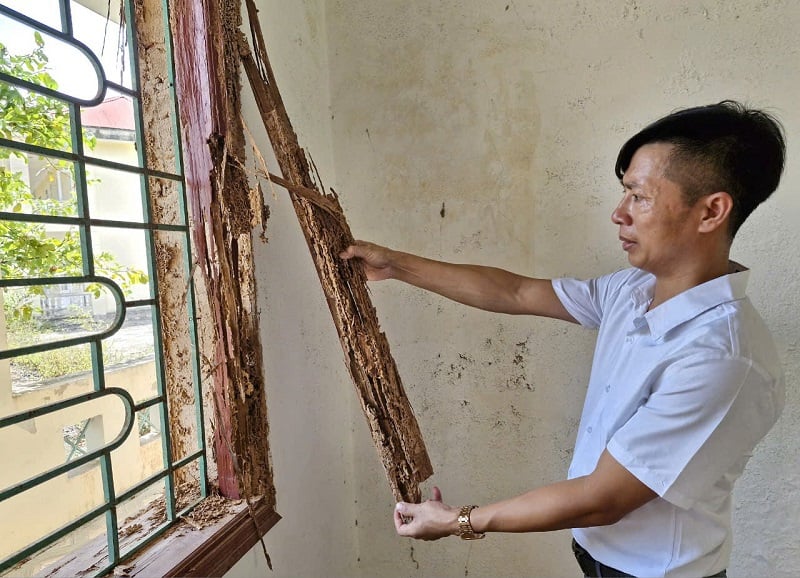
[1,35,148,324]
[0,40,69,152]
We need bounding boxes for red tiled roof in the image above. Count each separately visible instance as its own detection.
[81,96,135,131]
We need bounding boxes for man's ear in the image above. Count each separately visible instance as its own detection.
[697,192,733,234]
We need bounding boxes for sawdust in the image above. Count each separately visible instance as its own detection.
[181,493,238,530]
[118,523,143,539]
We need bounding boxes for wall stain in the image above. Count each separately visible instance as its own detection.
[409,545,419,570]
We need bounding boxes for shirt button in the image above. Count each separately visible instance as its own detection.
[605,385,611,393]
[587,426,593,434]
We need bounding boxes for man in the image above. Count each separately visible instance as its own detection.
[339,101,786,577]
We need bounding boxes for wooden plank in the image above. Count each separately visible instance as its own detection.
[169,0,274,502]
[239,0,433,503]
[134,0,198,493]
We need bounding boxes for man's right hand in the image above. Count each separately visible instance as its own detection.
[339,240,396,281]
[339,241,395,281]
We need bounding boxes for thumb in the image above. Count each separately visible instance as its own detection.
[431,486,442,502]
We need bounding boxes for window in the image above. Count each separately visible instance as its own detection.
[0,1,210,575]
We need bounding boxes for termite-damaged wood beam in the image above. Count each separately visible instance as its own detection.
[169,0,275,505]
[240,0,433,503]
[134,0,198,497]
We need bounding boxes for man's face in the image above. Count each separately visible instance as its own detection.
[612,142,702,277]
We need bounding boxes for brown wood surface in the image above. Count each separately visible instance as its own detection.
[170,0,274,502]
[240,0,433,503]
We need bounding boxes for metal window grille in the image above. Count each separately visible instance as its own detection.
[0,0,207,574]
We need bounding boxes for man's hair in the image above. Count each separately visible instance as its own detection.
[615,100,786,237]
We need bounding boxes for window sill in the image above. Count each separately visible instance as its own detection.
[41,497,280,578]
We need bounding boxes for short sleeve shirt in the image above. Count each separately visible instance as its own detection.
[552,268,784,578]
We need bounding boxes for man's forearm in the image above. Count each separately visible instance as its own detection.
[387,250,572,319]
[469,477,621,534]
[394,451,657,540]
[389,250,520,311]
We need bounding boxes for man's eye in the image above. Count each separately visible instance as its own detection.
[632,194,641,201]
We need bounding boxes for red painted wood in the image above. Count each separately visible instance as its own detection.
[170,0,238,498]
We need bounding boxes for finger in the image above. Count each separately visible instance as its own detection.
[431,486,442,502]
[394,502,409,533]
[339,240,369,260]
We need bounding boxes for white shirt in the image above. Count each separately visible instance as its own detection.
[552,267,784,578]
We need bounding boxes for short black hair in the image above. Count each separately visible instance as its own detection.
[615,101,786,237]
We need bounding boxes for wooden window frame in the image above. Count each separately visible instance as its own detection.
[0,0,278,574]
[119,0,281,573]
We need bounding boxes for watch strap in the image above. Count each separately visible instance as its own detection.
[457,505,485,540]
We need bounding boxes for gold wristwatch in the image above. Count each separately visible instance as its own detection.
[457,505,485,540]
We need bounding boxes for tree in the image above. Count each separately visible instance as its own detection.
[0,34,147,322]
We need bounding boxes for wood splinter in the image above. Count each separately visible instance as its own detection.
[240,0,433,503]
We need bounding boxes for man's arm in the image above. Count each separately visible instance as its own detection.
[393,450,657,539]
[340,241,577,321]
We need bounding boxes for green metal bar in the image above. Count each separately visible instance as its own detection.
[0,387,135,501]
[100,494,206,575]
[0,211,188,232]
[122,0,179,524]
[115,469,169,505]
[0,502,111,572]
[0,4,106,106]
[0,276,125,360]
[100,454,120,566]
[105,80,137,98]
[58,0,72,35]
[114,450,203,505]
[69,114,95,282]
[125,298,158,308]
[0,275,121,290]
[0,0,211,572]
[133,395,167,412]
[0,137,184,182]
[62,0,123,555]
[1,486,205,576]
[172,449,206,472]
[113,449,202,505]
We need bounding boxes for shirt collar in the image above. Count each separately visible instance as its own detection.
[631,267,750,339]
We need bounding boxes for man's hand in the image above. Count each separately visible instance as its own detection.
[393,486,460,540]
[339,240,396,281]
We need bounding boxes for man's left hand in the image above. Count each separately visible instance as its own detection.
[393,486,460,540]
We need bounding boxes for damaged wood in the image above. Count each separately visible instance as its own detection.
[134,0,198,494]
[169,0,275,504]
[239,0,433,503]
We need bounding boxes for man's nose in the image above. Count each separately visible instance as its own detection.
[612,196,631,226]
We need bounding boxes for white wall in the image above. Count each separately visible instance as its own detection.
[235,1,800,577]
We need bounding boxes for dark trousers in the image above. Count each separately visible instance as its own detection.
[572,539,727,578]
